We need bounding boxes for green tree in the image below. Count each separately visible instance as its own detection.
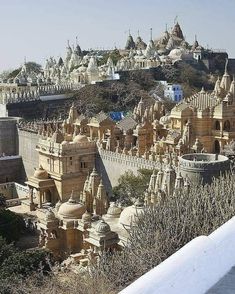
[5,61,42,80]
[0,210,25,243]
[112,169,152,205]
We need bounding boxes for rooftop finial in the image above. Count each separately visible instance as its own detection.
[224,58,229,75]
[128,29,131,36]
[195,34,197,42]
[150,28,153,40]
[174,15,178,24]
[137,29,140,37]
[165,23,168,32]
[76,36,78,45]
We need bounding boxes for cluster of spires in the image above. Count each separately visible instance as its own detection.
[144,166,190,206]
[80,168,108,216]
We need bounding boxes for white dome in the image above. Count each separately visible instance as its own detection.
[73,134,88,143]
[160,114,171,126]
[168,48,185,60]
[119,203,144,227]
[105,202,122,218]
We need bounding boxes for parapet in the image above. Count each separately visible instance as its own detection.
[179,153,230,184]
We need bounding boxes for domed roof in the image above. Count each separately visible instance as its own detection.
[106,202,122,218]
[119,202,144,227]
[61,140,69,145]
[73,134,88,143]
[55,200,62,212]
[51,129,64,144]
[95,220,111,234]
[78,65,87,73]
[168,48,185,60]
[159,114,171,126]
[34,165,49,180]
[82,210,92,223]
[45,209,56,221]
[58,192,86,219]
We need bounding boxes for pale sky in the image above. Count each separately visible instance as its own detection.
[0,0,234,70]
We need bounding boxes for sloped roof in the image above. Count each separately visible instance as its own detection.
[117,116,138,132]
[88,111,115,127]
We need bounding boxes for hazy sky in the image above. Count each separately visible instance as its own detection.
[0,0,234,70]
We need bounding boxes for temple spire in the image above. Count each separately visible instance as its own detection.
[224,58,229,75]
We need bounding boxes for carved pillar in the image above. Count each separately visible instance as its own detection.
[38,190,42,208]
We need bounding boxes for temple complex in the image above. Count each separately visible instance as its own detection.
[0,20,234,265]
[0,21,229,109]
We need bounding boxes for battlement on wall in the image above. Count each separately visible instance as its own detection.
[97,148,167,171]
[37,138,97,156]
[0,83,84,105]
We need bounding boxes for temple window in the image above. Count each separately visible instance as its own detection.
[215,120,220,130]
[223,120,230,131]
[80,162,87,168]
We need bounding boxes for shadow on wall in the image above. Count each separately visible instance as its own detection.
[95,154,113,198]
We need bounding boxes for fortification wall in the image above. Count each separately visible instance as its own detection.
[0,117,18,155]
[18,130,39,178]
[95,149,164,195]
[0,156,24,183]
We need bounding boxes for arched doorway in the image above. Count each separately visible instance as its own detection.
[223,120,231,131]
[214,140,220,154]
[215,120,220,130]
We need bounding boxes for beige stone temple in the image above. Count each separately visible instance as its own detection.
[8,59,234,262]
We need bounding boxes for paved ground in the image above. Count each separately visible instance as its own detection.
[8,204,37,216]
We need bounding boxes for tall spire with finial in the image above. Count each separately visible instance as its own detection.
[150,28,153,41]
[220,58,231,93]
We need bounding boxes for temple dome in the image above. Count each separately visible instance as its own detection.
[45,209,56,221]
[61,140,69,145]
[95,220,111,234]
[51,129,64,143]
[119,201,144,227]
[34,165,48,180]
[168,48,185,60]
[160,114,171,126]
[82,210,92,223]
[73,134,88,143]
[58,193,86,219]
[105,202,122,218]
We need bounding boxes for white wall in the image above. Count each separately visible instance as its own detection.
[120,216,235,294]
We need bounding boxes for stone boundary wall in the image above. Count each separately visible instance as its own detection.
[0,156,24,183]
[18,130,39,178]
[0,181,35,201]
[96,149,165,195]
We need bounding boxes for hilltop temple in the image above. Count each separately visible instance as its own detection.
[0,21,234,263]
[0,59,230,260]
[0,20,224,107]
